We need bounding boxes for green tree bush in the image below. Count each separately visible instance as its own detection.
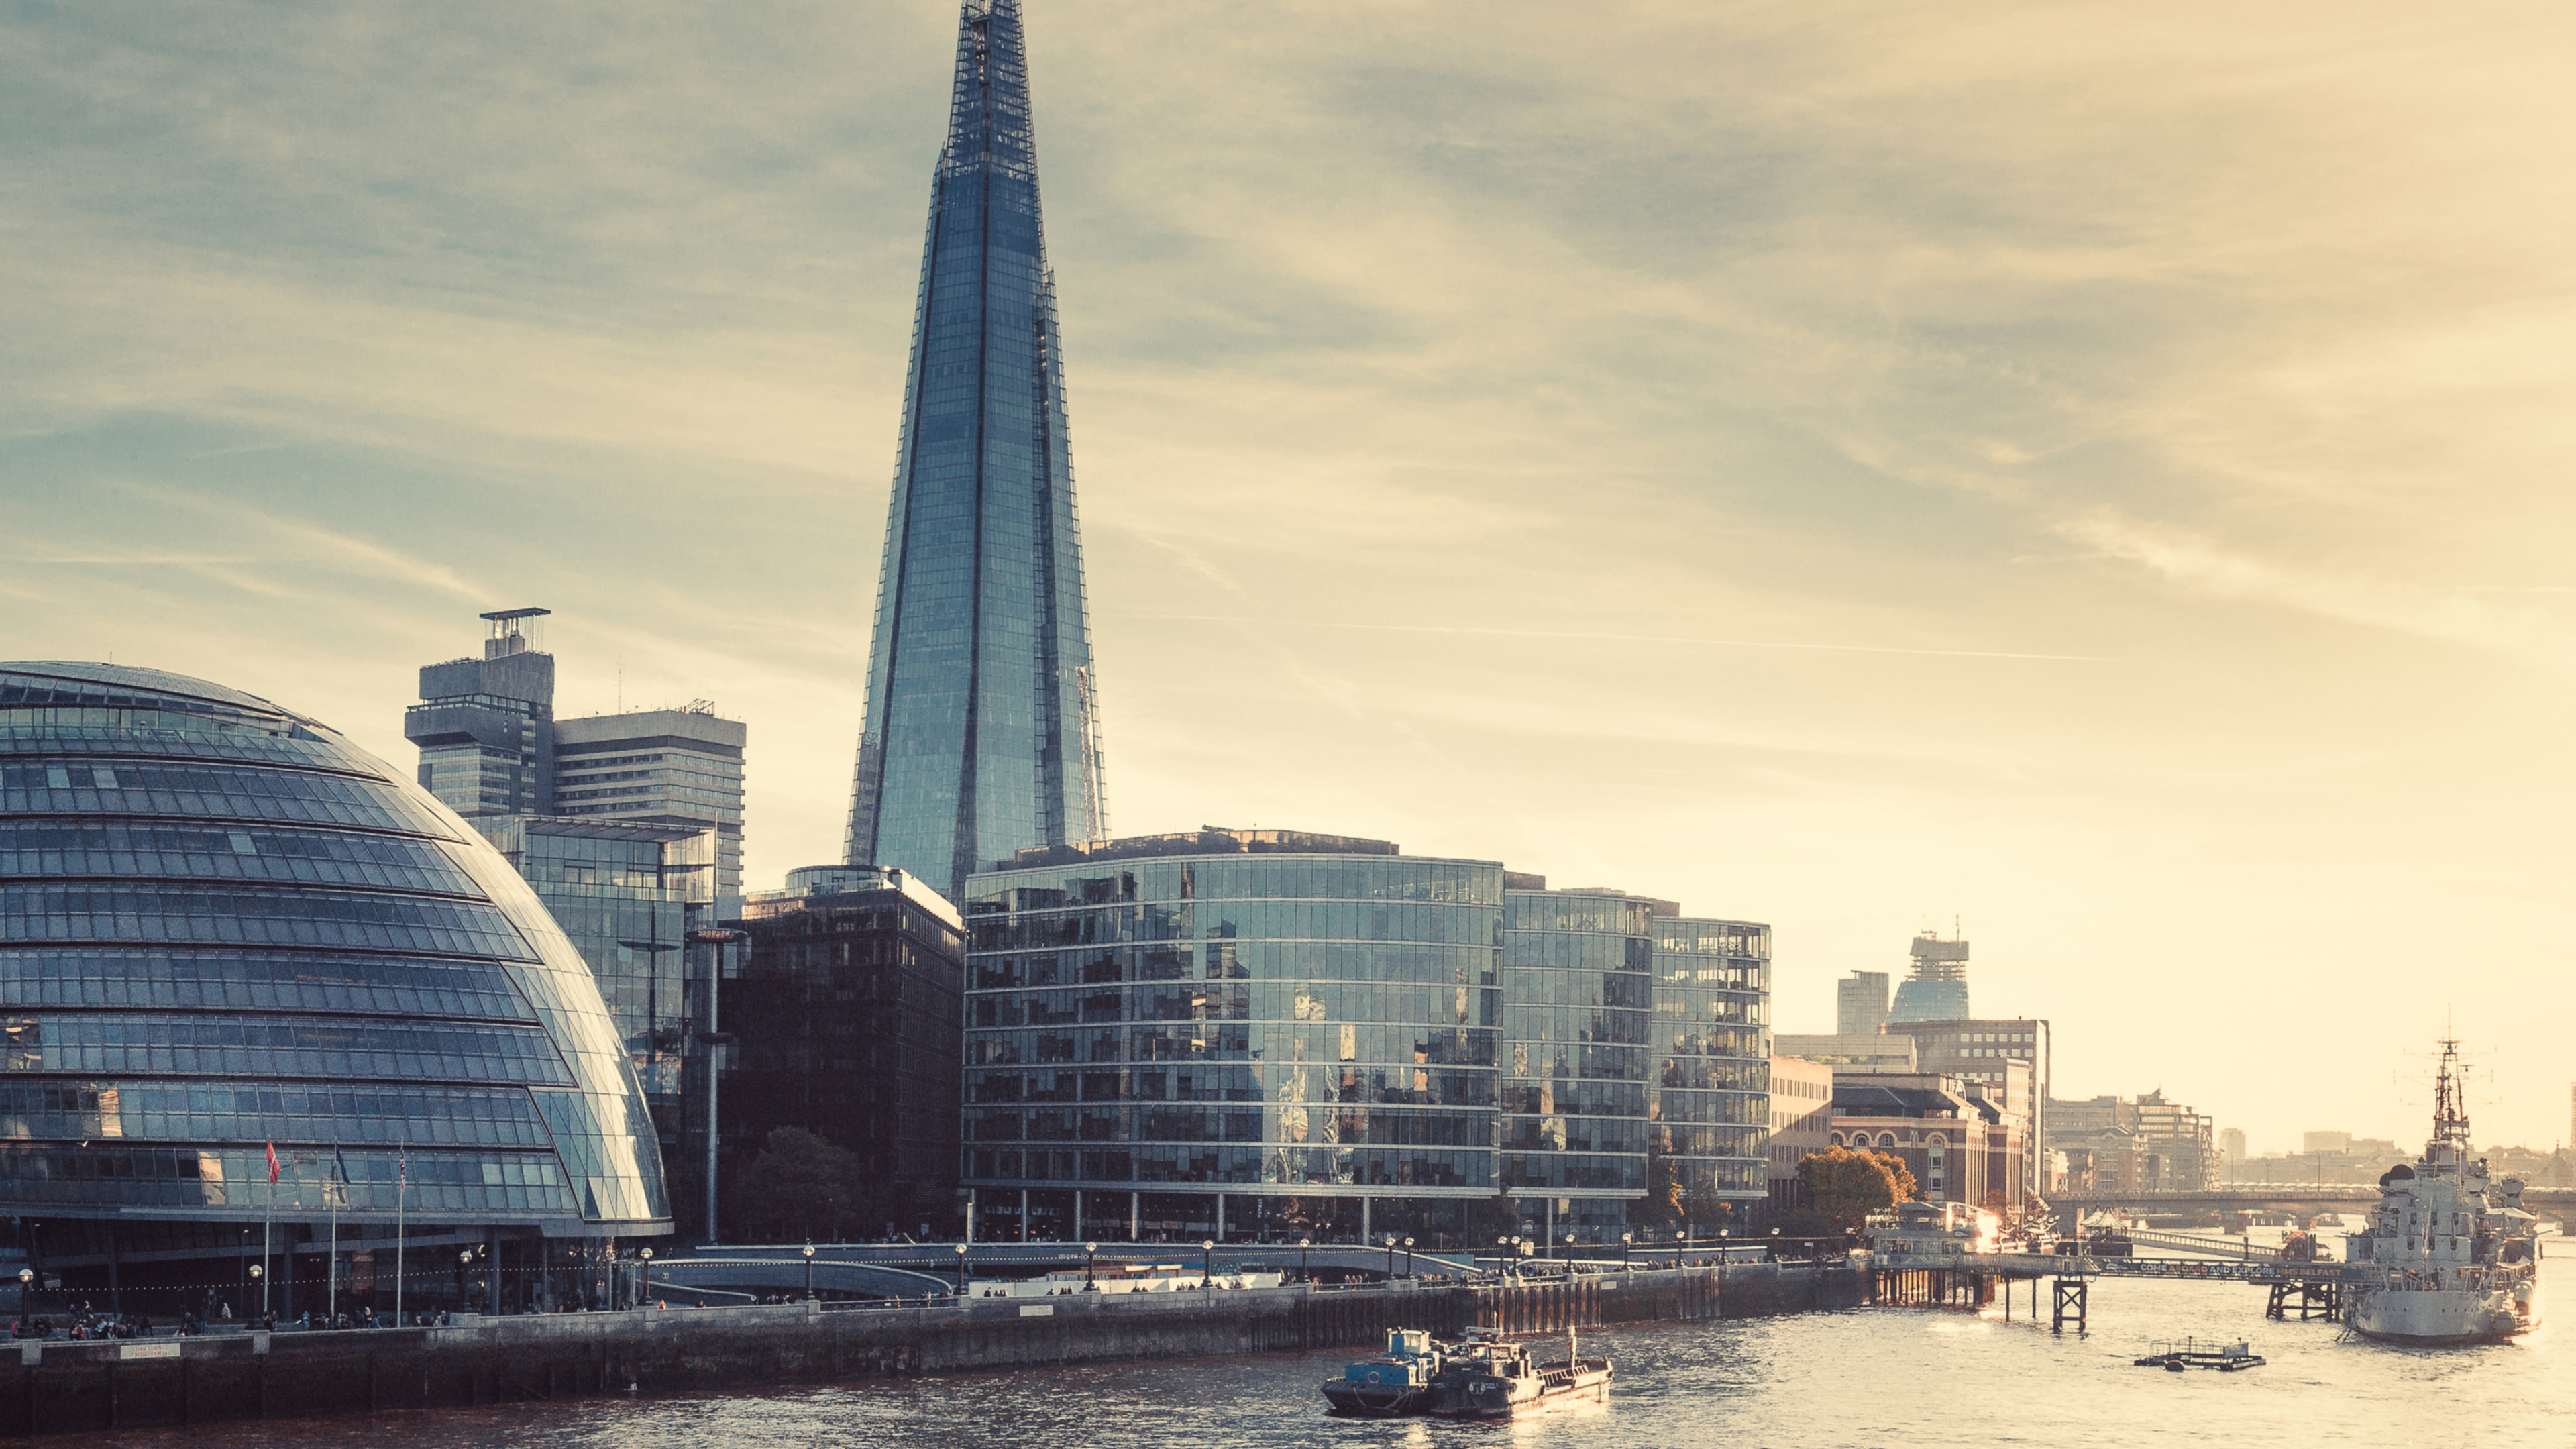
[1797,1146,1919,1233]
[729,1127,863,1242]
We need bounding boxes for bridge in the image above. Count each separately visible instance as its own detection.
[2047,1183,2575,1232]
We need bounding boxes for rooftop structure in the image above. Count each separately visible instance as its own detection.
[1774,1032,1919,1072]
[843,0,1108,897]
[1887,932,1970,1023]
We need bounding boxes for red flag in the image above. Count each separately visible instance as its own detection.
[265,1141,280,1185]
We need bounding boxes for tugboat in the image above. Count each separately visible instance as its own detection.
[2344,1038,2544,1346]
[1320,1328,1450,1417]
[1426,1327,1613,1419]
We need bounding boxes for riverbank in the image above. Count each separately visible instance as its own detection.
[3,1260,1868,1436]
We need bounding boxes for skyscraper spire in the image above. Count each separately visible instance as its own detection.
[845,0,1107,897]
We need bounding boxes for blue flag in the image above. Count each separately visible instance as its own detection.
[334,1144,352,1185]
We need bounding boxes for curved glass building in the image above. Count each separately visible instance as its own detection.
[959,829,1502,1246]
[1,663,669,1316]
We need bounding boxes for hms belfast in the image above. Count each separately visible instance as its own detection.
[2343,1040,2544,1345]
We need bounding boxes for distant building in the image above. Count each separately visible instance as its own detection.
[405,608,556,817]
[2302,1130,2352,1155]
[726,865,966,1238]
[1879,1016,2049,1196]
[405,610,750,903]
[2220,1126,2247,1171]
[1886,932,1970,1023]
[553,709,748,903]
[1775,1033,1919,1073]
[1835,971,1890,1037]
[1768,1056,1835,1212]
[1829,1073,2026,1210]
[2047,1089,2216,1191]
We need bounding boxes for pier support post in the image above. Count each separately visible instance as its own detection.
[2050,1277,2087,1332]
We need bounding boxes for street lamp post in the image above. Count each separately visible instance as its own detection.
[15,1269,30,1320]
[1621,1232,1632,1269]
[640,1248,653,1306]
[1403,1237,1415,1277]
[1383,1234,1397,1281]
[1563,1230,1574,1265]
[688,928,748,1246]
[1201,1239,1216,1289]
[247,1265,262,1322]
[1084,1241,1099,1291]
[953,1242,969,1297]
[1298,1238,1311,1282]
[802,1242,816,1301]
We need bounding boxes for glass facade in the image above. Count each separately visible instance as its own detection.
[472,817,712,1110]
[1650,916,1772,1203]
[959,839,1502,1246]
[1500,890,1654,1234]
[551,712,748,900]
[844,0,1108,898]
[0,663,671,1236]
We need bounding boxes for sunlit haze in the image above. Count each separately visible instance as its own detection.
[5,1,2571,1154]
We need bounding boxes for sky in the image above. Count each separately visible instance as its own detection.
[4,0,2572,1155]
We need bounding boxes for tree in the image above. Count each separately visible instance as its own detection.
[1630,1144,1684,1232]
[729,1128,864,1242]
[1798,1146,1918,1234]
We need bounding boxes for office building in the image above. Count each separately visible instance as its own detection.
[0,662,669,1316]
[1835,971,1889,1038]
[1880,1016,2050,1192]
[724,866,967,1238]
[553,709,748,902]
[1647,913,1772,1220]
[1501,888,1655,1239]
[842,0,1109,898]
[404,608,556,817]
[958,828,1503,1245]
[406,614,750,902]
[1887,932,1970,1023]
[1767,1055,1835,1212]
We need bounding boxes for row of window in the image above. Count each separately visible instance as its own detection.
[966,859,1504,910]
[3,1013,574,1085]
[0,947,531,1020]
[966,1024,1502,1068]
[968,942,1497,989]
[0,883,535,960]
[965,1146,1494,1189]
[0,820,482,896]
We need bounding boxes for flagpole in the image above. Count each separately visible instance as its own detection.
[394,1136,407,1326]
[329,1141,339,1323]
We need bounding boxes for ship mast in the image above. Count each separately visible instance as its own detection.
[2427,1036,2473,1172]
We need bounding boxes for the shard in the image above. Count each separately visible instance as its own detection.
[844,0,1107,898]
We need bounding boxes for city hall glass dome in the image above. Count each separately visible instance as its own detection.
[0,662,670,1237]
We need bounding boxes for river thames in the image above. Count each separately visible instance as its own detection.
[76,1258,2569,1448]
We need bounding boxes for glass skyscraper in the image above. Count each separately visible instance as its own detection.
[844,0,1108,898]
[1,663,669,1315]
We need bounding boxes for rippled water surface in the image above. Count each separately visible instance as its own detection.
[88,1260,2571,1448]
